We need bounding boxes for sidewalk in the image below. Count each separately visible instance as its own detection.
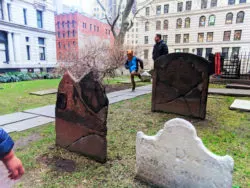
[0,85,152,134]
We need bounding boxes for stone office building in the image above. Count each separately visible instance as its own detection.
[137,0,250,69]
[0,0,56,73]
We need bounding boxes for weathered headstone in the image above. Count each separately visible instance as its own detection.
[136,118,234,188]
[55,71,109,163]
[152,53,210,119]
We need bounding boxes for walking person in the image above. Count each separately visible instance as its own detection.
[125,50,144,91]
[152,34,169,62]
[0,128,25,180]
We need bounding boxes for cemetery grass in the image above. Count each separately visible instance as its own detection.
[11,95,250,188]
[0,76,149,115]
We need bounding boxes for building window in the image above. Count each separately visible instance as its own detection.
[176,18,182,29]
[73,30,76,37]
[223,31,231,41]
[26,45,30,60]
[211,0,217,7]
[64,44,66,49]
[145,22,149,31]
[146,7,150,16]
[0,0,3,20]
[156,21,161,30]
[7,3,11,21]
[57,21,60,29]
[183,34,189,43]
[163,35,168,43]
[63,33,65,38]
[226,13,233,24]
[23,9,27,25]
[68,42,70,48]
[201,0,207,9]
[97,26,99,32]
[208,15,215,26]
[156,5,161,15]
[236,11,244,23]
[72,20,76,28]
[232,47,240,56]
[163,20,168,30]
[234,30,242,40]
[62,21,65,28]
[197,48,203,56]
[73,41,76,46]
[68,31,70,37]
[228,0,235,5]
[67,21,70,28]
[205,48,213,59]
[175,49,181,53]
[183,48,189,53]
[199,16,206,27]
[58,32,60,38]
[36,10,43,28]
[90,24,92,31]
[185,17,190,28]
[144,49,149,59]
[94,25,96,31]
[222,48,229,59]
[198,33,204,42]
[144,36,149,44]
[186,1,192,11]
[25,37,29,42]
[58,42,61,49]
[38,37,45,61]
[164,4,169,14]
[177,2,183,12]
[175,34,181,43]
[207,32,213,42]
[240,0,246,3]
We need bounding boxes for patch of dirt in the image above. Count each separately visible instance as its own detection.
[105,83,132,93]
[14,133,42,150]
[37,155,76,173]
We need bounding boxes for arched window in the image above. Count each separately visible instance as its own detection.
[156,20,161,30]
[185,17,190,28]
[176,18,182,29]
[145,21,149,31]
[226,12,233,24]
[199,16,206,27]
[163,20,168,30]
[62,21,65,28]
[208,15,216,26]
[236,11,244,23]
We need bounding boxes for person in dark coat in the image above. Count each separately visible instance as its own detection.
[152,34,169,61]
[125,50,144,91]
[0,128,24,180]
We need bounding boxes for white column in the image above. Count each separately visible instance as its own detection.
[13,34,21,63]
[7,32,14,63]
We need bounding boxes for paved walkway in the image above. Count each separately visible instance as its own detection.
[0,85,152,134]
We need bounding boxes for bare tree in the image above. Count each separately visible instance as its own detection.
[97,0,155,45]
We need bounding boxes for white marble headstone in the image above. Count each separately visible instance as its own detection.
[136,118,234,188]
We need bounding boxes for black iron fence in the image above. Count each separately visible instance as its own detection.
[220,53,250,79]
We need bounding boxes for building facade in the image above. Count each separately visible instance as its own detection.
[0,0,56,72]
[55,12,114,61]
[136,0,250,69]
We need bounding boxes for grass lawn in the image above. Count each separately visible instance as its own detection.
[9,94,249,188]
[0,76,148,115]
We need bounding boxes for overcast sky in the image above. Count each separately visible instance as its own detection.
[63,0,95,14]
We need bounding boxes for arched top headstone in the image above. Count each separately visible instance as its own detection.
[136,118,234,188]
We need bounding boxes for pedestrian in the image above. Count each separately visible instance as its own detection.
[152,34,169,62]
[0,128,24,180]
[125,50,144,91]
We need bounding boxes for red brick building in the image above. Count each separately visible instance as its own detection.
[55,12,114,61]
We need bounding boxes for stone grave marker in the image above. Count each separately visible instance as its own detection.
[55,71,109,163]
[152,53,210,119]
[136,118,234,188]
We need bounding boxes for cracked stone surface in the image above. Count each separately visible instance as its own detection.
[136,118,234,188]
[152,53,210,119]
[55,71,109,163]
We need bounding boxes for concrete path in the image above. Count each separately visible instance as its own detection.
[0,85,152,134]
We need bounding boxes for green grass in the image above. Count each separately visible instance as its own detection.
[11,94,250,188]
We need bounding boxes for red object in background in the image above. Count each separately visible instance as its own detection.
[55,12,115,61]
[215,53,221,75]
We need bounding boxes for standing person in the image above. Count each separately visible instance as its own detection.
[152,34,169,62]
[125,50,144,91]
[0,128,24,180]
